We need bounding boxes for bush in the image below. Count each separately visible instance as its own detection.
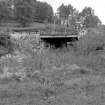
[74,28,105,55]
[0,31,15,56]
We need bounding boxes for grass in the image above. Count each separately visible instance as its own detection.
[0,66,105,105]
[0,26,105,104]
[1,26,105,74]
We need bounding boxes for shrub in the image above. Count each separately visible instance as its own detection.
[74,28,105,55]
[0,31,15,56]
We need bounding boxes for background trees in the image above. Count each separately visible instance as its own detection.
[0,0,102,28]
[0,0,54,26]
[57,5,101,29]
[14,0,32,26]
[57,4,79,28]
[14,0,53,26]
[0,1,12,23]
[35,1,53,23]
[80,7,101,28]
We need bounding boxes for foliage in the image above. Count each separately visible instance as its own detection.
[84,15,101,28]
[0,1,12,23]
[57,5,101,29]
[80,7,94,17]
[80,7,101,28]
[0,0,102,30]
[0,31,15,56]
[0,0,53,26]
[74,28,105,55]
[58,4,75,19]
[14,0,36,27]
[35,1,54,23]
[57,3,76,27]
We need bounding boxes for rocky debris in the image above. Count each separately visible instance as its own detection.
[0,51,27,64]
[51,64,81,72]
[12,72,26,81]
[79,66,93,74]
[46,64,80,73]
[0,67,13,79]
[0,46,9,57]
[63,64,93,75]
[43,88,56,100]
[65,64,80,71]
[64,77,82,87]
[52,65,65,71]
[0,66,26,81]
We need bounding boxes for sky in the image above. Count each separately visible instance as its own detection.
[39,0,105,24]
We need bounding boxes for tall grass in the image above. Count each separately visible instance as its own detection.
[1,27,105,78]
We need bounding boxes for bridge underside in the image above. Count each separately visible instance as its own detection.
[41,37,78,48]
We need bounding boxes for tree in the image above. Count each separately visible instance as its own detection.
[35,1,53,23]
[80,7,101,28]
[80,7,94,17]
[14,0,36,26]
[0,1,11,23]
[84,15,101,28]
[57,4,76,26]
[0,0,54,26]
[57,4,66,19]
[68,9,79,29]
[14,0,53,25]
[46,4,54,23]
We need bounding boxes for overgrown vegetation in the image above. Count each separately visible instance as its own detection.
[74,28,105,55]
[0,0,104,104]
[0,26,105,104]
[1,26,105,78]
[0,31,15,56]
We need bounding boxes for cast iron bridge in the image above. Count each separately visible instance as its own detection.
[40,33,79,48]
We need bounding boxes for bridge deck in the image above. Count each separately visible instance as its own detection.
[40,33,78,38]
